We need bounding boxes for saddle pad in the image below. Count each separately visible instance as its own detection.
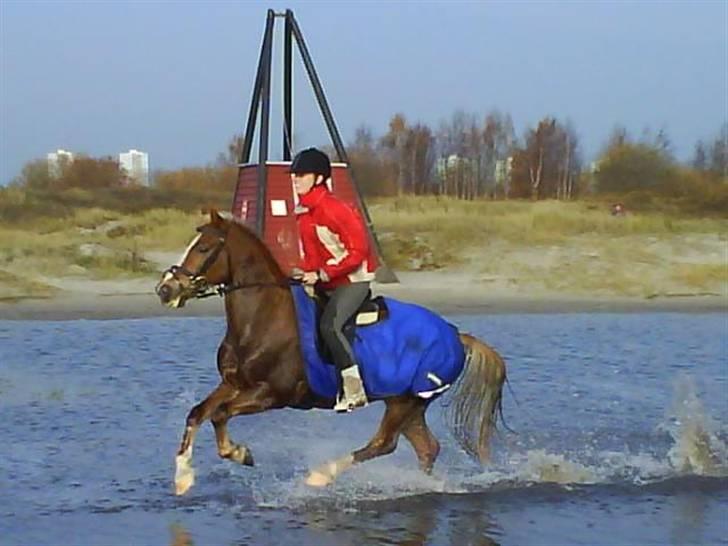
[290,284,465,399]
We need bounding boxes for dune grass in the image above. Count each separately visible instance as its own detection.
[369,198,726,284]
[0,270,58,300]
[0,208,203,281]
[670,264,727,291]
[0,196,725,297]
[369,197,724,242]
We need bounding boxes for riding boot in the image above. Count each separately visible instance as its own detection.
[334,365,368,413]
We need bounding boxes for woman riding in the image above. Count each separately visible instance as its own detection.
[290,147,378,412]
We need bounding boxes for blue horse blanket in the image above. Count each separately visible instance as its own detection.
[291,285,466,400]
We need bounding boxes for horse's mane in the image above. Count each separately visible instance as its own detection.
[225,217,287,281]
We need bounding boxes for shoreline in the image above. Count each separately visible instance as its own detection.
[0,283,725,321]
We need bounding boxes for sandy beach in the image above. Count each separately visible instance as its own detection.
[0,271,725,321]
[2,202,725,321]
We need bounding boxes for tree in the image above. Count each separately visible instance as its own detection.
[594,142,675,194]
[709,123,728,179]
[462,118,483,199]
[653,127,673,159]
[483,110,516,198]
[380,115,437,195]
[348,125,396,196]
[605,125,629,150]
[638,126,673,160]
[13,156,124,190]
[12,159,53,189]
[510,117,579,200]
[692,140,708,171]
[59,156,125,189]
[557,121,582,200]
[214,133,244,167]
[435,111,478,198]
[406,123,436,195]
[155,165,236,193]
[381,113,409,194]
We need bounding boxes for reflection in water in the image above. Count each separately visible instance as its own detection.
[170,523,194,546]
[299,494,500,546]
[670,493,709,546]
[444,498,501,546]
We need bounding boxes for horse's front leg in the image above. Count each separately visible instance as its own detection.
[211,382,276,466]
[175,383,238,495]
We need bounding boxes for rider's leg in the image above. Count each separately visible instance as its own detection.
[319,281,370,411]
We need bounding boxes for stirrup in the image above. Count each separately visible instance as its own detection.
[334,393,368,413]
[334,366,369,413]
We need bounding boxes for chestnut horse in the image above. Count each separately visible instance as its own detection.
[156,211,506,495]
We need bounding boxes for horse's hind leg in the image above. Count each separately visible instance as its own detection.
[402,401,440,474]
[175,383,237,495]
[305,396,418,487]
[210,383,275,466]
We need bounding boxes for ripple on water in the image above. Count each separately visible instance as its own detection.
[0,313,726,546]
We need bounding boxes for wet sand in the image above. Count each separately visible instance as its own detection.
[0,271,725,320]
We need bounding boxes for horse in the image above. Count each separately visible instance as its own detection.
[155,210,507,495]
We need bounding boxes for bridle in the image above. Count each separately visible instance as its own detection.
[161,226,290,300]
[161,227,226,298]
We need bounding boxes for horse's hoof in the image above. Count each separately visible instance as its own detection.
[175,452,195,496]
[227,445,254,467]
[304,470,332,488]
[243,449,254,466]
[175,469,195,496]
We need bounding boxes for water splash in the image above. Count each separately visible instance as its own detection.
[664,376,728,476]
[249,462,462,509]
[242,375,728,507]
[518,449,597,484]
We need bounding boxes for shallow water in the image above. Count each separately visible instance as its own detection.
[1,313,726,546]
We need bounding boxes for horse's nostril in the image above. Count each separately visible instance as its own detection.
[158,284,171,301]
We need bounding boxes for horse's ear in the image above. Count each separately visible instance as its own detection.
[199,207,230,234]
[208,208,227,229]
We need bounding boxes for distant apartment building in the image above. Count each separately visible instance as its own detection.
[436,154,513,184]
[119,149,149,185]
[494,156,513,185]
[47,149,74,178]
[435,154,474,179]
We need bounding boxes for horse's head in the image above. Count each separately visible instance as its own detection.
[156,210,232,308]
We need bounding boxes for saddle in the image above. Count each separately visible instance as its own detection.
[311,287,390,363]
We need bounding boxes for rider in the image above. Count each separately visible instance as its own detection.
[290,147,377,412]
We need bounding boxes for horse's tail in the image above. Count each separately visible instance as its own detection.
[445,333,507,464]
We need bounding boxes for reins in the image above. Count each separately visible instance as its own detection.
[194,279,293,299]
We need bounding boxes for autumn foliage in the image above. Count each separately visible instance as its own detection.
[4,116,726,219]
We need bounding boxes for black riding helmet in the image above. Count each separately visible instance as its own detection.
[290,147,331,181]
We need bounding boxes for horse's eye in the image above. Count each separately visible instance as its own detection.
[198,246,210,253]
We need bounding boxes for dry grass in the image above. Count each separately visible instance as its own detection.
[670,264,727,291]
[369,197,724,242]
[368,198,727,295]
[0,208,204,284]
[0,270,58,300]
[1,197,725,297]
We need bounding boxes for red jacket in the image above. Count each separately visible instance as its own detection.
[296,184,378,290]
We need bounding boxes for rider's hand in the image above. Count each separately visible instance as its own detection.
[302,271,319,285]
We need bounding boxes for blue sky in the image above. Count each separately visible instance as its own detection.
[1,1,725,184]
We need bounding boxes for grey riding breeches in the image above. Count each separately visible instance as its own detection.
[319,282,370,371]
